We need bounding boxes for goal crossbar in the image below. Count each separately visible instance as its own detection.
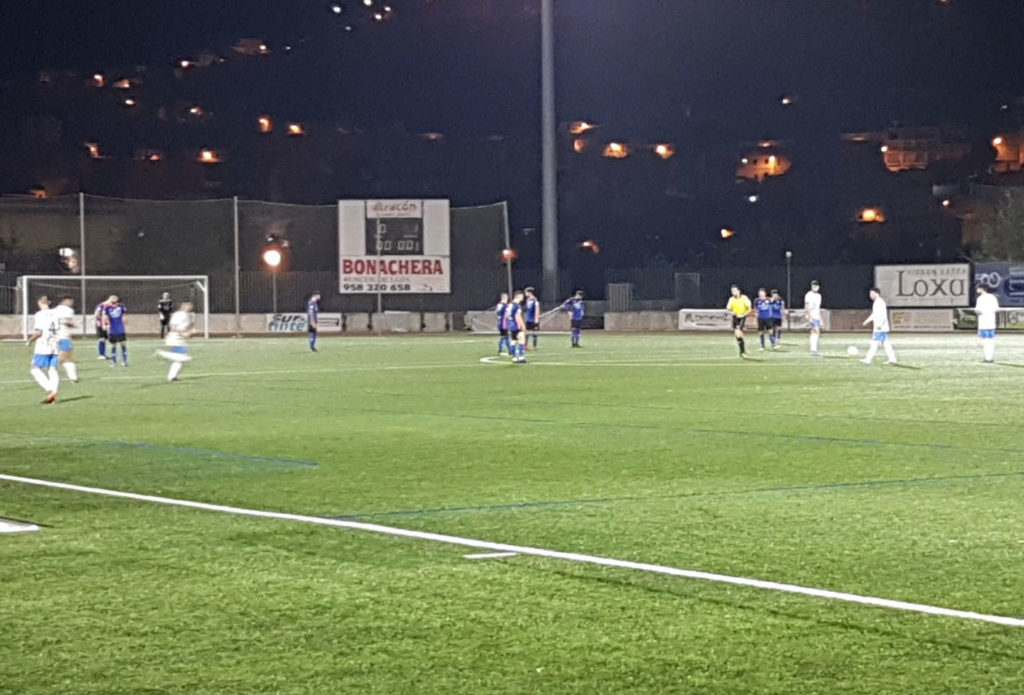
[18,275,210,340]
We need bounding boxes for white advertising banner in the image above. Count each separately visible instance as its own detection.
[785,309,831,332]
[888,309,953,332]
[874,264,970,307]
[265,312,342,333]
[678,309,831,331]
[338,199,451,294]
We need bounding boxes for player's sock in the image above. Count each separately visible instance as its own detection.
[883,341,897,363]
[168,361,184,381]
[121,346,128,366]
[863,341,879,364]
[110,350,117,365]
[31,367,50,391]
[737,337,745,355]
[810,333,819,353]
[759,334,765,348]
[63,361,78,382]
[532,335,538,349]
[983,339,995,362]
[47,367,60,393]
[98,341,106,358]
[309,333,317,351]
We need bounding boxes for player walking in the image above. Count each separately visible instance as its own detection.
[94,298,109,360]
[307,291,321,352]
[754,288,772,351]
[508,290,527,363]
[26,296,60,403]
[726,285,752,358]
[524,287,541,350]
[769,289,784,348]
[103,295,128,366]
[975,285,999,364]
[157,301,195,382]
[496,292,511,356]
[52,296,79,383]
[804,280,823,356]
[861,287,897,365]
[564,291,585,348]
[157,292,173,339]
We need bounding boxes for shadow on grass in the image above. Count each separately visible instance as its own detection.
[58,395,94,404]
[887,363,923,371]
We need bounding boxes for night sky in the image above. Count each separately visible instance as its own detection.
[2,1,1024,138]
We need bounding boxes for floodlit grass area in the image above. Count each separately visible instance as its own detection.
[2,331,1024,694]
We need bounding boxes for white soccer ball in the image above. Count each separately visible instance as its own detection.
[846,345,859,356]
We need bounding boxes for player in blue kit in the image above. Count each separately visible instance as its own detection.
[524,287,541,350]
[307,291,321,352]
[754,288,773,351]
[769,289,784,348]
[94,299,109,359]
[102,295,128,366]
[508,290,527,363]
[564,291,585,347]
[496,292,511,356]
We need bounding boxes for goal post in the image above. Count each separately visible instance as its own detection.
[18,275,210,340]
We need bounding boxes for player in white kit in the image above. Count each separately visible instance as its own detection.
[803,280,823,356]
[156,301,195,382]
[52,296,79,383]
[26,296,60,403]
[861,287,898,365]
[975,285,999,364]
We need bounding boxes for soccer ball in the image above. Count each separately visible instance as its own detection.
[846,345,859,356]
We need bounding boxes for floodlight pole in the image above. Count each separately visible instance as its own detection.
[271,267,278,314]
[540,0,558,304]
[233,196,241,336]
[79,192,87,337]
[785,250,793,330]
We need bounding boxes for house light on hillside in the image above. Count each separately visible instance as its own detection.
[114,78,132,89]
[287,122,304,136]
[569,121,596,135]
[189,106,204,116]
[573,138,586,153]
[84,142,101,159]
[603,142,628,158]
[654,143,675,159]
[92,74,105,87]
[199,149,221,163]
[992,136,1004,147]
[123,98,136,107]
[258,116,273,133]
[859,207,885,223]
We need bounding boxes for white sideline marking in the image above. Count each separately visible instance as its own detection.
[465,552,519,560]
[2,473,1022,628]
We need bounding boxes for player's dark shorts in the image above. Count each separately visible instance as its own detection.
[108,332,126,344]
[731,315,746,330]
[499,328,509,338]
[308,325,317,334]
[571,319,583,329]
[757,317,771,331]
[159,313,171,326]
[95,326,108,340]
[526,321,540,331]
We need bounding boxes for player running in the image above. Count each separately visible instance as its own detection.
[102,295,128,366]
[861,287,898,365]
[726,285,752,358]
[157,301,195,382]
[804,280,823,356]
[94,298,110,360]
[975,284,1000,364]
[307,291,321,352]
[508,290,527,363]
[564,291,585,348]
[52,296,79,383]
[754,288,772,351]
[157,292,173,339]
[769,289,784,348]
[26,296,60,403]
[496,292,511,356]
[524,287,541,351]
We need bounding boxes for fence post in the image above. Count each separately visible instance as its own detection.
[233,196,241,336]
[79,192,87,337]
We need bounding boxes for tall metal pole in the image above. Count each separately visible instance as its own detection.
[785,251,793,331]
[79,192,87,337]
[502,201,513,296]
[233,196,241,336]
[272,267,278,314]
[540,0,558,303]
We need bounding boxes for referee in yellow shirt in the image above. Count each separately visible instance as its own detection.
[726,285,753,357]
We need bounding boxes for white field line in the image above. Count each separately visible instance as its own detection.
[465,552,519,560]
[2,474,1022,628]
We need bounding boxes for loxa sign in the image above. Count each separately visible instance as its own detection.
[874,264,971,307]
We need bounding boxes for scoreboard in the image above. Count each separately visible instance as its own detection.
[338,199,450,294]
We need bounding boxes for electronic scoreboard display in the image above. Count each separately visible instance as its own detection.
[365,218,423,255]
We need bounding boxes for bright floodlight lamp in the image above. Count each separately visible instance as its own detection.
[263,248,282,267]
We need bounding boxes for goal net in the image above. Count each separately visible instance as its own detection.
[18,275,209,340]
[467,304,564,333]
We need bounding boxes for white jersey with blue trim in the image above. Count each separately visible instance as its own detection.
[803,291,822,321]
[868,296,890,333]
[32,309,59,355]
[976,292,999,331]
[52,304,75,340]
[166,311,194,347]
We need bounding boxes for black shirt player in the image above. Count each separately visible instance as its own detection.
[157,292,173,338]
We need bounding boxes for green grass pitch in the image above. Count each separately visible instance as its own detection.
[2,331,1023,694]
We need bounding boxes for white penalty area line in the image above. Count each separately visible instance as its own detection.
[2,473,1021,628]
[465,551,519,560]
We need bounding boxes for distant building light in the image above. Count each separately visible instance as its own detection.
[580,239,600,253]
[741,157,749,164]
[29,185,47,199]
[654,143,675,159]
[123,98,136,107]
[780,95,794,106]
[84,142,101,159]
[573,138,586,153]
[383,4,393,11]
[569,120,597,135]
[258,44,269,54]
[373,12,384,21]
[331,4,343,13]
[501,248,516,262]
[287,122,304,136]
[768,155,778,165]
[603,142,628,159]
[992,136,1005,147]
[92,73,105,87]
[758,140,774,148]
[363,0,373,6]
[258,116,273,133]
[421,131,444,141]
[941,198,952,208]
[199,149,221,163]
[720,228,735,239]
[859,207,884,223]
[189,105,204,116]
[880,145,889,153]
[747,194,759,204]
[114,78,132,89]
[180,59,193,69]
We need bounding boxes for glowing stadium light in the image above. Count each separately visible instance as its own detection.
[263,248,282,267]
[992,136,1004,147]
[880,145,889,153]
